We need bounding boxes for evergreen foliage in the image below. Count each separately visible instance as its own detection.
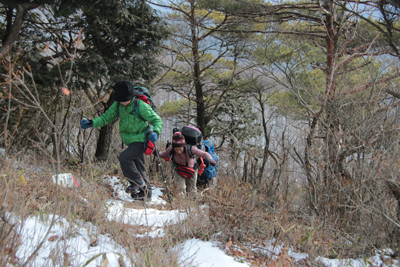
[0,0,168,157]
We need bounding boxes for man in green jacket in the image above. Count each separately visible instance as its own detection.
[80,80,163,200]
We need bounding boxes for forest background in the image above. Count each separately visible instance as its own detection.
[1,0,400,265]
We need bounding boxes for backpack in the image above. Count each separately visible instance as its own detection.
[181,126,202,149]
[168,126,202,160]
[168,126,219,185]
[116,86,158,119]
[197,140,219,185]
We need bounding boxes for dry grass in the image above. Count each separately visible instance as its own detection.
[0,154,186,266]
[194,171,398,266]
[1,149,398,267]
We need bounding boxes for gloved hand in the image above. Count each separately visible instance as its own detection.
[166,140,171,149]
[80,119,93,130]
[149,132,158,143]
[209,159,217,166]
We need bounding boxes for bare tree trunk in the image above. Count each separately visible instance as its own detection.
[95,122,116,161]
[243,152,248,182]
[303,0,337,215]
[386,180,400,222]
[189,0,206,135]
[257,99,270,181]
[304,115,319,214]
[94,96,116,161]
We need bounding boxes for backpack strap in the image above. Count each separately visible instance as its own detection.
[169,145,196,168]
[117,95,153,121]
[131,96,153,121]
[187,144,195,159]
[115,97,143,120]
[186,144,199,170]
[128,98,141,119]
[169,144,194,158]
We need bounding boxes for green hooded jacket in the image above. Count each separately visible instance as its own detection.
[92,100,163,146]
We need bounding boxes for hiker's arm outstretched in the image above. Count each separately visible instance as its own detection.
[92,102,119,128]
[191,147,217,166]
[157,145,173,159]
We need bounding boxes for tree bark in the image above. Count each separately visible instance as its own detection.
[325,0,336,98]
[386,180,400,222]
[257,97,269,181]
[94,96,116,161]
[190,0,206,135]
[95,122,116,161]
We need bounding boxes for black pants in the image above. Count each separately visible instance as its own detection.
[118,142,148,186]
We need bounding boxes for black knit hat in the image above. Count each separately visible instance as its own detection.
[112,80,135,102]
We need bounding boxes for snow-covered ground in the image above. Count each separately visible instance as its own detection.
[9,174,400,266]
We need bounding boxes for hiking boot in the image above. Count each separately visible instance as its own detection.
[125,185,139,195]
[131,185,152,200]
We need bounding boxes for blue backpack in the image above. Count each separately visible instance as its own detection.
[197,140,219,185]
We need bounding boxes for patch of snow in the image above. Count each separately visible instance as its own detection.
[107,199,187,227]
[135,228,166,238]
[102,175,167,205]
[316,254,399,267]
[177,239,250,267]
[251,238,308,262]
[15,214,133,267]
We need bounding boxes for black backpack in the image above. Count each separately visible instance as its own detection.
[170,126,202,158]
[180,126,202,149]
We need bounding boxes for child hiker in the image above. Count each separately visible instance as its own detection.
[156,131,216,198]
[80,80,163,200]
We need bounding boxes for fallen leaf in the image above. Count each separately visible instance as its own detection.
[89,237,98,247]
[62,87,70,96]
[275,253,292,267]
[5,247,14,254]
[225,240,232,250]
[48,235,59,242]
[118,257,126,267]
